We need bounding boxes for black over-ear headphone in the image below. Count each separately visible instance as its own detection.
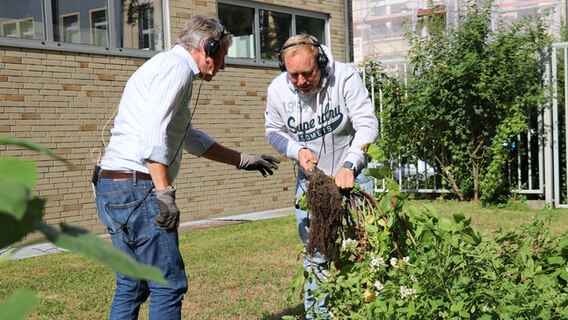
[278,40,329,73]
[203,29,228,57]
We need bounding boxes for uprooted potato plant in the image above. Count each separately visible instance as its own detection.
[286,144,568,320]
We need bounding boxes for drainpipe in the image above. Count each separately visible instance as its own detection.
[344,0,353,63]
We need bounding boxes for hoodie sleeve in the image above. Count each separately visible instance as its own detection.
[265,83,304,161]
[342,66,379,169]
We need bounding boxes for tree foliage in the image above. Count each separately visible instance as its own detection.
[122,0,153,26]
[375,1,551,203]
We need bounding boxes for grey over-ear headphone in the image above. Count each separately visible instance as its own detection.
[203,29,228,57]
[278,40,329,75]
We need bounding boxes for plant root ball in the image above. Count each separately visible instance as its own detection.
[305,168,346,258]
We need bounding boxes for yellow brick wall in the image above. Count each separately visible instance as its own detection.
[0,0,347,237]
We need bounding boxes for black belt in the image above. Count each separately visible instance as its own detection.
[99,170,152,180]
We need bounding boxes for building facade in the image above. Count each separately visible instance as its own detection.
[352,0,565,63]
[0,0,351,236]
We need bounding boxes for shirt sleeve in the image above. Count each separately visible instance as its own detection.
[183,125,216,157]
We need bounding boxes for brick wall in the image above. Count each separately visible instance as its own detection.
[0,0,347,237]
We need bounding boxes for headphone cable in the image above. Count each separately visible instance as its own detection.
[168,60,208,168]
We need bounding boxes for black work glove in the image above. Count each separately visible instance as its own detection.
[237,153,281,177]
[154,186,180,232]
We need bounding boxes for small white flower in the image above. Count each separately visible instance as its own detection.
[341,238,358,251]
[371,257,386,268]
[374,280,384,291]
[481,305,493,312]
[410,275,417,283]
[403,256,410,263]
[400,285,417,299]
[390,257,398,269]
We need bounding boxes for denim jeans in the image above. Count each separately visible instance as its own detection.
[95,175,188,320]
[295,169,373,319]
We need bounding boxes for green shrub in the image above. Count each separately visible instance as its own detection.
[287,144,568,319]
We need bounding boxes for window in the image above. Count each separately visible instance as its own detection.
[121,0,164,51]
[218,0,328,67]
[60,13,80,44]
[259,10,291,60]
[90,8,108,46]
[219,3,255,59]
[1,18,35,39]
[0,0,43,39]
[296,15,325,43]
[0,0,167,57]
[139,5,155,50]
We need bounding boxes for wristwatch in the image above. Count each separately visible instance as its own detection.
[343,161,356,173]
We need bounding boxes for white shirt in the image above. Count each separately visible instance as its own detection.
[100,45,215,180]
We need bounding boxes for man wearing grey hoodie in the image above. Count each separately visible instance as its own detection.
[264,34,378,319]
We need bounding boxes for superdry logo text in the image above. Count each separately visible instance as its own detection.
[287,103,343,141]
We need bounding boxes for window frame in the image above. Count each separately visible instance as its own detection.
[0,0,170,58]
[90,7,108,46]
[217,0,329,68]
[60,11,80,44]
[1,18,35,39]
[138,5,155,51]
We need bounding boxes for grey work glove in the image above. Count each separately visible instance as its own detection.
[237,153,281,177]
[154,186,180,232]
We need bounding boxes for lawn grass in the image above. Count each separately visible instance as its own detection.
[0,200,566,319]
[409,199,568,235]
[0,216,305,320]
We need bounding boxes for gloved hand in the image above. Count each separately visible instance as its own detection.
[237,153,281,176]
[154,186,180,232]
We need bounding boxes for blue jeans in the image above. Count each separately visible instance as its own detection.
[95,175,188,320]
[295,169,373,319]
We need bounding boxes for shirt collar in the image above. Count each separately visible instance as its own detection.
[171,44,201,80]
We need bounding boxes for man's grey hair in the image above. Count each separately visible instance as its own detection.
[176,15,232,54]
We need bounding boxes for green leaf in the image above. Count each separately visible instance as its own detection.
[0,157,37,220]
[0,136,68,163]
[35,222,168,285]
[453,212,466,223]
[438,218,453,232]
[0,289,38,320]
[0,157,36,190]
[365,166,392,180]
[0,197,45,248]
[534,274,553,288]
[0,182,29,220]
[450,300,464,312]
[379,195,391,215]
[366,144,387,162]
[546,256,565,266]
[559,269,568,282]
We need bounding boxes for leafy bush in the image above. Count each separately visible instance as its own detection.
[374,1,551,203]
[287,144,568,319]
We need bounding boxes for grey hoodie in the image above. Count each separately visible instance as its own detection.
[265,45,378,176]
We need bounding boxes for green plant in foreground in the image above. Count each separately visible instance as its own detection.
[286,144,568,319]
[0,136,166,319]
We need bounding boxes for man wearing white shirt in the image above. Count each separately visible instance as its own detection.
[94,15,279,320]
